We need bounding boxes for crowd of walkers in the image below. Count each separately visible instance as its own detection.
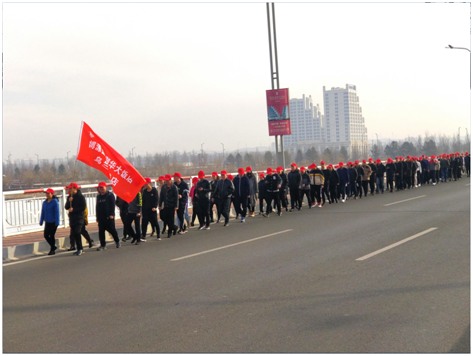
[39,152,470,256]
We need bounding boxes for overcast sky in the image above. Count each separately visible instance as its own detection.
[2,1,471,162]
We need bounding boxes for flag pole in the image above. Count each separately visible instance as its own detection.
[72,121,85,183]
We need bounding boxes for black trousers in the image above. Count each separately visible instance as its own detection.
[218,198,231,223]
[300,189,311,207]
[395,175,402,190]
[125,213,141,240]
[387,176,394,191]
[466,164,470,177]
[266,192,280,214]
[322,185,330,204]
[119,210,129,238]
[404,173,411,189]
[69,221,91,249]
[314,185,322,204]
[362,181,369,196]
[329,185,338,203]
[177,206,185,230]
[160,207,177,235]
[43,222,57,250]
[279,188,288,209]
[289,187,301,209]
[234,196,248,218]
[197,200,210,227]
[310,185,316,205]
[356,180,363,197]
[259,196,265,213]
[209,200,217,221]
[98,218,120,247]
[142,209,160,237]
[369,174,376,194]
[70,220,84,251]
[457,167,462,179]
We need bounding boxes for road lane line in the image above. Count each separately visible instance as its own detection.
[171,229,293,261]
[3,249,77,266]
[356,227,438,261]
[383,195,426,206]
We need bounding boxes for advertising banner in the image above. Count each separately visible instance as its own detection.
[266,88,291,136]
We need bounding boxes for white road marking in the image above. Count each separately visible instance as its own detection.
[356,227,438,261]
[171,229,293,261]
[383,195,426,206]
[3,249,75,266]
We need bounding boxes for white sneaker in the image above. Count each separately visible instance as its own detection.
[432,183,436,186]
[241,218,245,223]
[342,199,346,203]
[318,203,322,207]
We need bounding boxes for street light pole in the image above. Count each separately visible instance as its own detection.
[201,143,204,168]
[131,147,135,166]
[221,143,225,165]
[445,44,471,89]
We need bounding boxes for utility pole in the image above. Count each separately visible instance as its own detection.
[201,143,204,168]
[131,147,135,166]
[221,143,225,165]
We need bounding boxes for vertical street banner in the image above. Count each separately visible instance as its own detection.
[266,88,291,136]
[76,121,146,203]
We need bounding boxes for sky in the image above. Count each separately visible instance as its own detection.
[2,0,471,162]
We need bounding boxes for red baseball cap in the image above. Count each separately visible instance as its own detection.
[347,162,353,166]
[192,177,199,183]
[339,162,344,167]
[158,176,165,180]
[45,188,55,194]
[368,158,373,162]
[291,163,297,167]
[362,159,367,163]
[228,174,234,180]
[221,170,227,175]
[300,167,306,171]
[144,177,152,183]
[320,161,325,165]
[198,170,205,178]
[376,159,381,163]
[173,172,181,178]
[246,166,252,172]
[259,173,265,178]
[66,182,79,189]
[277,166,283,172]
[238,168,245,174]
[212,171,218,176]
[328,164,333,168]
[267,167,273,174]
[164,174,172,181]
[97,181,107,188]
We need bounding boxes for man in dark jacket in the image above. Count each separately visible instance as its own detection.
[257,173,266,214]
[347,162,358,199]
[465,152,470,177]
[375,159,386,194]
[309,163,325,207]
[277,167,289,212]
[456,153,463,180]
[116,196,130,241]
[158,174,179,237]
[337,162,350,203]
[233,168,251,223]
[141,178,160,241]
[354,160,363,199]
[126,191,142,244]
[64,182,86,255]
[194,170,211,230]
[287,163,302,211]
[368,158,378,195]
[95,182,121,250]
[174,172,189,234]
[213,170,234,226]
[209,172,219,222]
[320,161,331,205]
[394,157,404,191]
[327,165,339,204]
[385,158,396,192]
[264,167,282,216]
[299,166,311,209]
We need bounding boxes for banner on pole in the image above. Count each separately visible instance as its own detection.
[266,88,291,136]
[76,121,146,203]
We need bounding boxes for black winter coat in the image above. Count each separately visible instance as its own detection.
[214,178,234,200]
[96,191,116,220]
[195,179,211,200]
[142,187,159,210]
[65,189,86,224]
[174,181,189,207]
[376,163,386,177]
[348,167,358,181]
[329,169,340,186]
[233,174,251,198]
[287,169,302,189]
[159,184,179,209]
[265,173,282,192]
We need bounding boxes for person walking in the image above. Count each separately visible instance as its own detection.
[158,174,179,237]
[246,167,258,217]
[327,164,339,204]
[361,160,372,197]
[465,152,470,177]
[189,177,199,227]
[347,162,358,199]
[309,163,325,207]
[174,172,189,234]
[337,162,349,203]
[354,160,363,199]
[233,168,251,223]
[257,173,266,215]
[213,170,234,226]
[141,178,160,241]
[40,188,60,255]
[126,190,142,244]
[375,159,386,194]
[209,172,220,223]
[394,157,404,190]
[116,196,130,242]
[385,158,396,192]
[95,182,121,250]
[299,166,311,208]
[320,161,331,205]
[277,167,289,212]
[263,167,282,217]
[287,163,301,211]
[368,158,378,195]
[195,171,211,230]
[64,183,86,256]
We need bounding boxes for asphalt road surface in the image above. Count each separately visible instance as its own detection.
[3,179,470,353]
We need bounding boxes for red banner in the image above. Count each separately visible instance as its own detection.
[266,88,291,136]
[76,121,146,203]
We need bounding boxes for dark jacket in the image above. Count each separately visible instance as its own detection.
[115,196,129,214]
[142,187,159,210]
[287,169,302,189]
[355,165,364,181]
[299,172,310,190]
[376,163,386,177]
[440,158,450,169]
[233,174,251,198]
[214,178,234,200]
[348,167,358,182]
[386,162,396,177]
[465,155,470,166]
[266,173,282,192]
[395,161,404,175]
[421,159,429,171]
[159,184,179,209]
[329,169,340,186]
[368,163,377,177]
[257,180,266,200]
[337,167,349,184]
[40,197,60,226]
[322,168,331,184]
[128,192,142,214]
[279,172,288,190]
[65,189,86,224]
[404,160,413,174]
[210,178,219,199]
[96,190,116,220]
[195,179,211,201]
[174,181,189,207]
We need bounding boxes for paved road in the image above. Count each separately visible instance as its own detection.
[3,179,470,353]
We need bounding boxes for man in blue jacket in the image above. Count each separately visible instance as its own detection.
[336,162,350,203]
[96,182,121,250]
[233,168,251,223]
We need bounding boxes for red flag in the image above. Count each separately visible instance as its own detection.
[76,121,146,203]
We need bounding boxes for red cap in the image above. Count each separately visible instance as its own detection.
[466,152,469,155]
[291,163,297,167]
[267,167,273,174]
[328,164,333,168]
[246,166,252,172]
[395,157,399,159]
[320,161,325,165]
[144,177,151,183]
[221,170,227,175]
[158,176,165,180]
[259,173,265,178]
[66,182,79,189]
[164,174,172,181]
[238,168,245,175]
[400,157,404,160]
[97,181,107,188]
[212,171,218,176]
[376,159,381,163]
[300,167,306,171]
[347,162,353,166]
[173,172,181,178]
[339,162,344,167]
[277,166,283,172]
[362,159,367,163]
[228,174,234,180]
[387,158,392,163]
[198,170,205,178]
[335,165,339,169]
[45,188,55,194]
[355,160,359,164]
[368,158,373,162]
[192,177,199,183]
[456,152,460,155]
